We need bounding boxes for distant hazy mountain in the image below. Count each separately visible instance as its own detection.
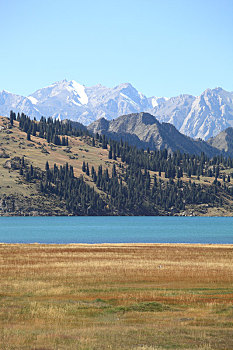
[87,112,219,157]
[1,80,233,140]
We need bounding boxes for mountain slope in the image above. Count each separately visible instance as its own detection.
[207,127,233,157]
[85,82,150,119]
[149,94,195,130]
[0,90,41,119]
[87,112,219,157]
[180,88,233,139]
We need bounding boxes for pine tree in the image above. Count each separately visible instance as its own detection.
[112,164,116,177]
[10,111,15,126]
[86,163,90,176]
[108,147,112,159]
[27,130,31,141]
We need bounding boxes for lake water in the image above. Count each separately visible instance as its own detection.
[0,216,232,244]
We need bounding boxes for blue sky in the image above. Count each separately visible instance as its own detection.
[1,0,233,97]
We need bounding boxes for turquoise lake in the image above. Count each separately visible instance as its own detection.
[0,216,232,244]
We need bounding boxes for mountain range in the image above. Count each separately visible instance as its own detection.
[1,80,233,140]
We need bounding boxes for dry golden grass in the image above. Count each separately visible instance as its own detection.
[0,243,232,349]
[0,116,116,191]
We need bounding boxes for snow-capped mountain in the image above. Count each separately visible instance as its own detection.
[0,80,233,140]
[28,80,151,124]
[28,80,90,123]
[85,82,150,120]
[149,94,196,130]
[0,90,41,120]
[180,88,233,139]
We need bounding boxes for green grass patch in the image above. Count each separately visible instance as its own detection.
[107,301,171,314]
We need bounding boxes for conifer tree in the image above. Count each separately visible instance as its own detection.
[86,163,90,176]
[27,130,31,141]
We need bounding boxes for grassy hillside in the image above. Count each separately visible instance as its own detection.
[0,116,115,215]
[1,115,233,216]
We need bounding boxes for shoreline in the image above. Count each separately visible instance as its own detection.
[1,242,233,247]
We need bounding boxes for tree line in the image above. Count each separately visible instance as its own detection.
[10,111,88,146]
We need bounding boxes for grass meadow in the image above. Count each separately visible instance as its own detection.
[0,243,232,349]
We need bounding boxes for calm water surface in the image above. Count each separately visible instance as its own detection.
[0,217,232,244]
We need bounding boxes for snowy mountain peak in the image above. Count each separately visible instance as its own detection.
[213,87,224,92]
[116,82,143,96]
[1,89,11,94]
[116,82,134,90]
[29,79,88,109]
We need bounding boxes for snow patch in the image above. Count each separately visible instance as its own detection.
[151,97,169,108]
[151,98,158,108]
[27,96,38,104]
[120,92,138,107]
[69,80,88,105]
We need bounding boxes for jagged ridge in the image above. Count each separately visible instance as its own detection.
[87,112,220,157]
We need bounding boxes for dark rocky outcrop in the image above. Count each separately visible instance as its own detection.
[88,112,220,157]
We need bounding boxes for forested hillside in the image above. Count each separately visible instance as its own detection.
[1,112,233,216]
